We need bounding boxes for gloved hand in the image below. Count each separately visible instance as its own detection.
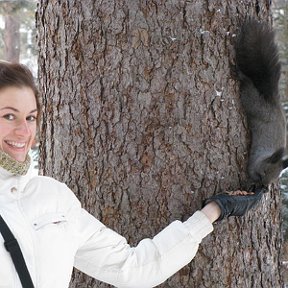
[203,187,264,221]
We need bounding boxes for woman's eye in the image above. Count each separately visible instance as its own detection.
[3,114,15,121]
[27,115,37,122]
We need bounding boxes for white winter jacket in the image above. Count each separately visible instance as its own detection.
[0,165,213,288]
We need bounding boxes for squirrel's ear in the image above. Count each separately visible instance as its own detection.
[282,157,288,169]
[267,148,285,164]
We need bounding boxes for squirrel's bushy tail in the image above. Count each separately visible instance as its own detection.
[235,19,281,103]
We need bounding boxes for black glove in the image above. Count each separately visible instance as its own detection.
[203,187,264,221]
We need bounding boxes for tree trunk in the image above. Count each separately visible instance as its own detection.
[36,1,283,287]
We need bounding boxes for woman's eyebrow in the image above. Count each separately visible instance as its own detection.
[0,107,38,114]
[0,107,19,112]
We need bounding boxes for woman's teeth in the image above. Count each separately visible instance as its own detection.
[5,141,25,148]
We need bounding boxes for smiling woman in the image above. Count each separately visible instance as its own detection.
[0,62,39,172]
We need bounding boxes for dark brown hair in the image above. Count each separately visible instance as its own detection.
[0,61,40,114]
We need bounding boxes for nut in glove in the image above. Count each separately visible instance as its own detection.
[203,188,264,221]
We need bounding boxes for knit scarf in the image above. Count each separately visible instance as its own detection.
[0,150,30,175]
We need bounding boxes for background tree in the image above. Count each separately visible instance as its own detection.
[0,0,37,66]
[274,0,288,100]
[36,1,284,287]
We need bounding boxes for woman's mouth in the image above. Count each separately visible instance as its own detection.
[4,140,26,149]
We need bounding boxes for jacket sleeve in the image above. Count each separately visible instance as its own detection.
[72,199,213,288]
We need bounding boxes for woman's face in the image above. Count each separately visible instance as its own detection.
[0,86,37,162]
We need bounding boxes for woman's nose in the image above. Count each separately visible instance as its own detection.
[15,120,30,136]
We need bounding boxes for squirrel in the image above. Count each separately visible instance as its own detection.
[235,18,288,187]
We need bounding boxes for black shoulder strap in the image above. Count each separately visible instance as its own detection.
[0,214,35,288]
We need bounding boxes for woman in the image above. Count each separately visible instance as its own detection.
[0,62,262,288]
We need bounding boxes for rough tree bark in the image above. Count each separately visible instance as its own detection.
[36,1,283,287]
